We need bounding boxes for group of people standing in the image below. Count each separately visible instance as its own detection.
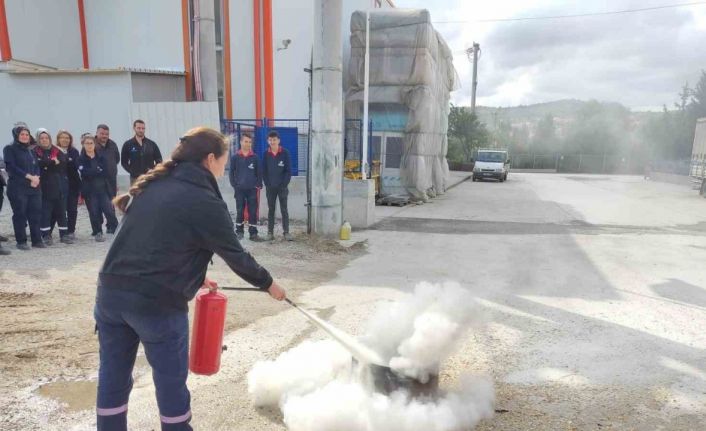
[229,130,292,242]
[0,120,162,254]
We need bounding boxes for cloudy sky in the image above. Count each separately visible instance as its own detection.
[398,0,706,110]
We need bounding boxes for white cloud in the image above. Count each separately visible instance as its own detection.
[397,0,706,109]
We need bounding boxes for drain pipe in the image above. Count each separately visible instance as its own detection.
[191,0,218,102]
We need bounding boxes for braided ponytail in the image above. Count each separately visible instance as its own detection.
[112,127,229,214]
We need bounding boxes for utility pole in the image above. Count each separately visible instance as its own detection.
[466,42,480,113]
[361,5,372,179]
[310,0,343,236]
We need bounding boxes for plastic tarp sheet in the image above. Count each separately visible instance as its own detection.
[346,9,460,200]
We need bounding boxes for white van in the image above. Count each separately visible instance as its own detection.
[472,149,510,182]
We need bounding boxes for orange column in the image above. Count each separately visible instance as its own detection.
[0,0,11,61]
[253,0,263,121]
[222,0,233,118]
[181,0,193,101]
[77,0,89,68]
[262,0,274,119]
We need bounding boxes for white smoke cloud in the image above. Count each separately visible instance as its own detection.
[364,281,480,382]
[247,282,494,431]
[282,376,495,431]
[247,340,351,407]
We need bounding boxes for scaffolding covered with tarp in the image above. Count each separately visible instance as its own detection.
[346,9,459,200]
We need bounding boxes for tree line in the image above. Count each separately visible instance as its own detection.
[448,70,706,164]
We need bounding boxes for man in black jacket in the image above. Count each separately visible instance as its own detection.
[96,124,120,197]
[121,120,162,184]
[229,133,263,241]
[262,131,292,241]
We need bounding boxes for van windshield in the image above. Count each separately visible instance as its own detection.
[477,152,506,163]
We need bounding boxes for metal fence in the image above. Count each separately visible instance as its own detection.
[511,153,646,174]
[221,118,370,177]
[222,118,310,175]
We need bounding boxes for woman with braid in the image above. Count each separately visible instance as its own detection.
[94,127,286,431]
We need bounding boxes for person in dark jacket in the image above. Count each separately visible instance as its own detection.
[3,125,44,250]
[95,127,286,431]
[34,128,72,245]
[96,124,120,197]
[262,131,292,241]
[120,119,162,184]
[79,134,118,242]
[56,130,81,240]
[229,132,263,241]
[0,153,9,255]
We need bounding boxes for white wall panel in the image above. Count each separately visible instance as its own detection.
[0,72,132,157]
[229,0,256,119]
[130,102,220,160]
[85,0,183,71]
[5,0,83,69]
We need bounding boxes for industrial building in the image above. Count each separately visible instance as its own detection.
[0,0,394,160]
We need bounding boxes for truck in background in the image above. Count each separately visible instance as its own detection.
[472,149,511,182]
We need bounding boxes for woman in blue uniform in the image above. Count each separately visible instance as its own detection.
[3,125,43,250]
[94,126,286,431]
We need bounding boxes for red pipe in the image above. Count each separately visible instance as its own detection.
[262,0,274,119]
[253,0,263,122]
[181,0,193,100]
[0,0,11,61]
[77,0,89,68]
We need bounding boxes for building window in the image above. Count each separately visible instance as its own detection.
[385,137,403,169]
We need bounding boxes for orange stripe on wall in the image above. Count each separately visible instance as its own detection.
[262,0,274,119]
[222,0,233,118]
[181,0,193,101]
[0,0,11,61]
[77,0,89,68]
[253,0,263,120]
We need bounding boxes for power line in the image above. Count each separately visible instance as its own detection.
[433,1,706,24]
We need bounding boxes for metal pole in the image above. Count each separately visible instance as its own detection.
[311,0,343,236]
[361,8,371,178]
[471,42,479,113]
[196,0,218,102]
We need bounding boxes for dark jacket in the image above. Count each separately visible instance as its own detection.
[97,138,120,181]
[3,139,41,195]
[120,137,162,178]
[98,162,273,311]
[262,147,292,189]
[229,150,262,190]
[78,152,110,196]
[0,154,6,187]
[34,145,67,200]
[63,147,82,192]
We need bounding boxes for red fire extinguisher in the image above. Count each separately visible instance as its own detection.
[189,288,228,375]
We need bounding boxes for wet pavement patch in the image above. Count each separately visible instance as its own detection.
[36,380,96,412]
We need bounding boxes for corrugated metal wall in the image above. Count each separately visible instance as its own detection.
[130,102,220,160]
